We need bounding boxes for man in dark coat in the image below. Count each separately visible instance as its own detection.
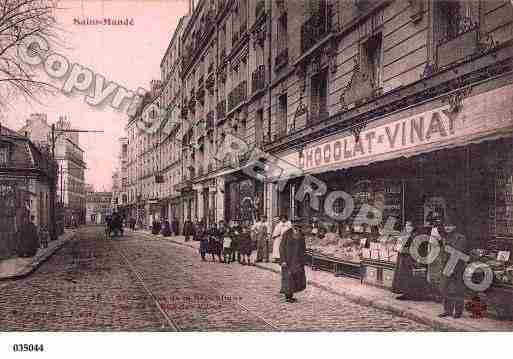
[279,220,307,303]
[162,220,172,237]
[183,219,194,241]
[172,216,179,236]
[438,222,467,318]
[18,215,39,257]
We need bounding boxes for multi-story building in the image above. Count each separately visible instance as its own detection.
[0,124,56,260]
[86,186,112,224]
[126,80,166,228]
[19,114,87,225]
[126,15,189,230]
[158,16,188,231]
[177,0,270,226]
[128,0,513,253]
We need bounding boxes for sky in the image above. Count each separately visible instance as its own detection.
[1,0,189,192]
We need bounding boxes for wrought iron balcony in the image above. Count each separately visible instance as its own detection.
[300,9,332,53]
[436,16,481,69]
[251,65,266,94]
[275,48,288,71]
[216,99,226,120]
[228,81,247,112]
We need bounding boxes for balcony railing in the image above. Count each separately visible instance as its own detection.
[275,48,288,71]
[216,99,226,120]
[251,65,266,94]
[228,81,247,112]
[300,10,332,53]
[436,16,480,69]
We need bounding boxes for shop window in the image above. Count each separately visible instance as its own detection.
[362,33,383,90]
[310,68,328,123]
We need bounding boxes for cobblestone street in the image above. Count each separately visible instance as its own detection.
[0,226,433,331]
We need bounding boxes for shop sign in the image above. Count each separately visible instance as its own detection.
[282,84,513,172]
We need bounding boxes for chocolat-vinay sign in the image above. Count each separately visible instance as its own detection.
[281,84,513,173]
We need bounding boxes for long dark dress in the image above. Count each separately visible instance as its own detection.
[279,228,307,296]
[172,219,179,236]
[207,228,218,255]
[392,230,418,295]
[238,231,252,256]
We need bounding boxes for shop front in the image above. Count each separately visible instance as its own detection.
[224,172,265,226]
[270,78,513,317]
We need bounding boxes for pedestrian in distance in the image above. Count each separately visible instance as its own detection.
[18,215,39,258]
[255,216,269,263]
[239,224,252,265]
[230,220,242,264]
[183,219,194,242]
[39,224,49,249]
[279,219,307,303]
[207,222,219,262]
[172,216,179,236]
[199,228,209,262]
[222,228,233,264]
[162,219,172,237]
[216,221,228,263]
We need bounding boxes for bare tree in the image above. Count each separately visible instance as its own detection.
[0,0,60,110]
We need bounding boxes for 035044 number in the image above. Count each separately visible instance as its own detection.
[12,344,44,352]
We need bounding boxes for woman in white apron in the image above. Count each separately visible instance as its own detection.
[271,215,292,262]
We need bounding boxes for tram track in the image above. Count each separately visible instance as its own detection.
[117,249,181,331]
[118,242,279,331]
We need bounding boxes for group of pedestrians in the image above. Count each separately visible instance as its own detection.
[195,217,271,265]
[192,215,307,303]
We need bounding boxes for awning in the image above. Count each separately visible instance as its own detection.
[271,81,513,181]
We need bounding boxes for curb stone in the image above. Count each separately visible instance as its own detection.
[0,231,75,281]
[139,232,482,331]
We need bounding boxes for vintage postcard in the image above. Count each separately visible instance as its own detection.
[1,0,513,355]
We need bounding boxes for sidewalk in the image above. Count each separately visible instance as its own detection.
[0,230,76,280]
[137,230,513,331]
